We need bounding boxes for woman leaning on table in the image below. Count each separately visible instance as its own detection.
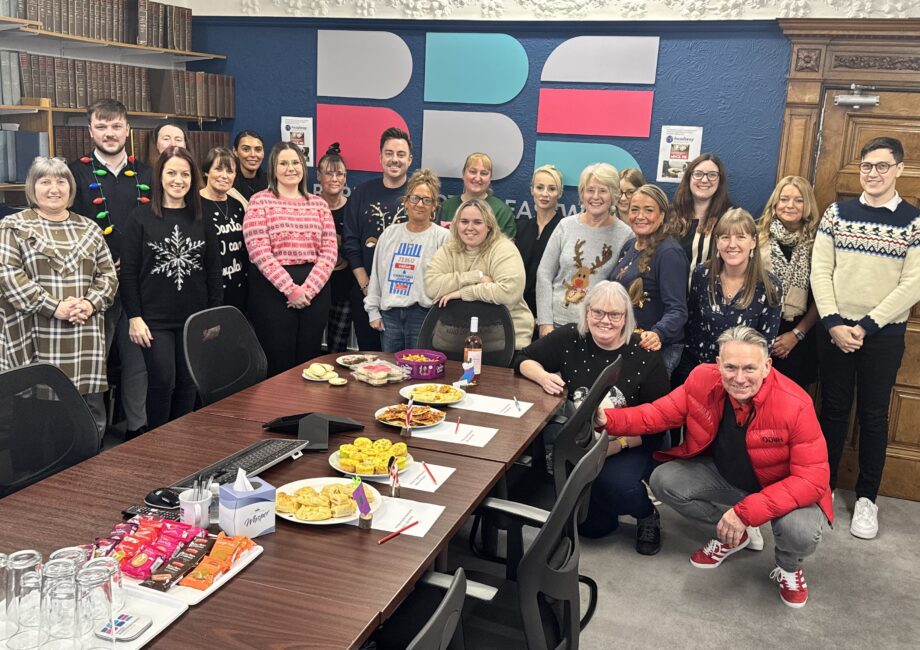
[243,142,338,377]
[0,157,118,439]
[514,280,670,555]
[757,176,821,388]
[439,152,516,237]
[425,197,534,350]
[121,147,223,430]
[671,153,734,275]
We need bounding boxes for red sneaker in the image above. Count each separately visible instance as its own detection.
[689,532,750,569]
[769,566,808,608]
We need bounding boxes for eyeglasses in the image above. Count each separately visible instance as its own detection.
[859,161,894,174]
[407,195,435,207]
[621,189,636,199]
[691,170,720,181]
[588,308,626,322]
[322,170,345,179]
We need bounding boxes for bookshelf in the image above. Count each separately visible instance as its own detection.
[0,97,52,190]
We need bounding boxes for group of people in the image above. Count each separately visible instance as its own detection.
[1,98,917,611]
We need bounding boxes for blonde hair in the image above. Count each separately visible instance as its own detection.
[578,163,620,212]
[404,168,441,211]
[756,176,820,247]
[623,184,671,308]
[707,208,780,310]
[463,152,493,174]
[531,164,563,194]
[447,197,504,253]
[25,157,76,208]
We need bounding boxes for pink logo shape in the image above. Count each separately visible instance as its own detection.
[537,88,654,138]
[317,104,410,172]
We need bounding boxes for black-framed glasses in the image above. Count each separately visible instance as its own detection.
[859,161,894,174]
[691,170,720,181]
[588,308,626,322]
[407,195,434,207]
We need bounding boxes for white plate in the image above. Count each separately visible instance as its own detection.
[336,353,379,369]
[399,383,467,406]
[274,477,382,525]
[302,368,337,382]
[329,450,414,478]
[374,405,446,429]
[115,584,188,649]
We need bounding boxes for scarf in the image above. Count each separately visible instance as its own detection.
[762,218,810,320]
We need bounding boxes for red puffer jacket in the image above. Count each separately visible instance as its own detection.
[603,364,833,528]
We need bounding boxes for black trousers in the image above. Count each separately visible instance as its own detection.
[249,263,332,377]
[349,283,381,352]
[817,326,904,502]
[142,327,196,429]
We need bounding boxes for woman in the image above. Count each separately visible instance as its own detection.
[671,154,733,275]
[757,176,821,388]
[535,163,632,336]
[318,143,355,353]
[440,152,516,237]
[674,208,782,386]
[366,169,450,352]
[243,142,338,376]
[200,146,248,312]
[0,157,117,439]
[232,130,268,201]
[147,123,189,169]
[121,147,222,429]
[610,184,689,374]
[614,167,646,224]
[425,198,533,350]
[515,164,564,321]
[515,281,669,554]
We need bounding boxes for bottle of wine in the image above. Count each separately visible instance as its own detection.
[463,316,483,385]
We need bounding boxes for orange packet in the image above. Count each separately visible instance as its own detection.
[207,532,243,572]
[178,556,224,590]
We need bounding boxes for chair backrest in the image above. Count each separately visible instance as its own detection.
[552,356,622,497]
[183,306,267,406]
[417,301,516,367]
[517,431,608,650]
[0,363,98,497]
[406,568,466,650]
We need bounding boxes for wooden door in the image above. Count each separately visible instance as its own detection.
[813,88,920,500]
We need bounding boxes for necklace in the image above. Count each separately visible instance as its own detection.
[720,274,744,302]
[80,152,149,236]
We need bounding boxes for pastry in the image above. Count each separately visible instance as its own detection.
[338,457,357,472]
[372,438,393,453]
[294,505,332,521]
[390,442,408,457]
[275,492,299,514]
[339,444,355,459]
[294,493,328,508]
[353,437,372,450]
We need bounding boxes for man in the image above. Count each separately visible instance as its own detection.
[343,127,412,351]
[597,326,832,608]
[70,99,152,440]
[811,136,920,540]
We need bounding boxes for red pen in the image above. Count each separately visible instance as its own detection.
[377,520,419,544]
[422,461,438,485]
[454,416,461,435]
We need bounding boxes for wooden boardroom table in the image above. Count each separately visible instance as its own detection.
[0,356,562,649]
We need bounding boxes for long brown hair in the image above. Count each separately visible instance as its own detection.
[756,176,820,247]
[706,208,780,310]
[671,153,732,238]
[152,146,202,220]
[267,142,310,198]
[623,184,671,307]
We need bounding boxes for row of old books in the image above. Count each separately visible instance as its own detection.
[16,52,235,118]
[1,0,194,52]
[54,126,229,170]
[0,51,22,106]
[0,127,50,183]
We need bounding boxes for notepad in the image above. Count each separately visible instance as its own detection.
[451,393,533,418]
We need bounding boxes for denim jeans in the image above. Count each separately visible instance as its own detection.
[579,444,658,538]
[380,305,430,353]
[650,457,826,571]
[104,297,148,430]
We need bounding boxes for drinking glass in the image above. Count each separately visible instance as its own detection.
[49,546,94,572]
[0,552,9,641]
[75,567,115,650]
[82,557,125,614]
[39,558,78,650]
[6,549,43,650]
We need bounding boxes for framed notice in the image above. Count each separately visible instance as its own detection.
[280,116,314,165]
[657,125,703,183]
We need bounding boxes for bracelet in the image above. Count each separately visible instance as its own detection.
[792,328,805,342]
[618,436,629,450]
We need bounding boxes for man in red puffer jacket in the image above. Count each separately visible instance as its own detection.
[596,325,833,609]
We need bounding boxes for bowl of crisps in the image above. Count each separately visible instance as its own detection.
[395,348,447,379]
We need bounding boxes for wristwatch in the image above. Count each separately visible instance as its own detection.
[617,436,629,450]
[792,328,805,342]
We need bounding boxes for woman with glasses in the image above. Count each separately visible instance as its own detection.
[673,208,782,387]
[243,142,338,376]
[614,167,646,224]
[365,169,449,352]
[440,152,516,237]
[671,153,734,275]
[757,176,821,388]
[514,280,670,554]
[318,143,355,353]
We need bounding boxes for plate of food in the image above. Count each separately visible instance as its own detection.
[302,363,338,382]
[374,404,445,429]
[329,437,413,477]
[399,383,466,405]
[275,477,382,525]
[336,353,379,369]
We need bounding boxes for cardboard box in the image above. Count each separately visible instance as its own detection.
[219,476,275,538]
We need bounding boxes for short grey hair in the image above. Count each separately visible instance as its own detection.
[25,157,76,208]
[577,280,636,348]
[716,325,769,359]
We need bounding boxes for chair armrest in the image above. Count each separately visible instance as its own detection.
[479,497,549,528]
[418,572,498,602]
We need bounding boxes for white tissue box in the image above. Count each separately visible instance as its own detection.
[219,475,276,538]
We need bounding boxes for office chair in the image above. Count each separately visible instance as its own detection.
[417,301,516,367]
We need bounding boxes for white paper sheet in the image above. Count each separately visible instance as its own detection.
[362,462,455,492]
[347,497,445,537]
[405,421,498,447]
[451,393,533,418]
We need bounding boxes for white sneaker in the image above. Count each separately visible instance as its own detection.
[850,497,879,539]
[746,526,764,551]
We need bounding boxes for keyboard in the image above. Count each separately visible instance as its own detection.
[171,439,310,489]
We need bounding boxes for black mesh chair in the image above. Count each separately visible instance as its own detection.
[0,363,99,497]
[417,301,516,367]
[183,306,267,406]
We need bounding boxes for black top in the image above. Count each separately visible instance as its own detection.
[329,203,356,303]
[232,168,267,201]
[69,153,152,262]
[342,177,407,274]
[121,204,223,329]
[514,324,670,450]
[514,209,563,316]
[710,398,761,493]
[201,195,248,313]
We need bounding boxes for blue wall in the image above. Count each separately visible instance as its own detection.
[191,18,790,217]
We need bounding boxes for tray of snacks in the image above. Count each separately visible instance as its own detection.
[395,349,447,379]
[336,353,379,369]
[275,477,382,524]
[375,404,445,429]
[352,360,409,386]
[399,383,466,405]
[302,362,339,382]
[329,437,413,477]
